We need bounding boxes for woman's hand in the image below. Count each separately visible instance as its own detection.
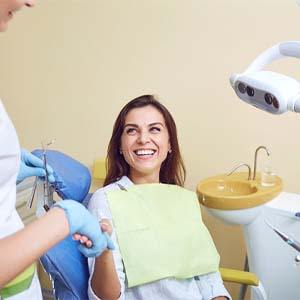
[73,233,93,248]
[100,218,113,236]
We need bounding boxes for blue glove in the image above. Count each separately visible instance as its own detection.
[55,200,114,257]
[17,149,55,183]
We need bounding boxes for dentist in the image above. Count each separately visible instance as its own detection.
[0,1,113,299]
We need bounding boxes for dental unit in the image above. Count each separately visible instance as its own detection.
[224,40,300,300]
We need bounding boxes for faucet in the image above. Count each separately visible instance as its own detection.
[227,163,252,180]
[253,145,270,180]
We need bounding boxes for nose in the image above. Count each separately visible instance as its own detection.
[25,0,35,7]
[137,130,150,144]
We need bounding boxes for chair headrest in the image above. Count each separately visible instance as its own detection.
[32,149,91,202]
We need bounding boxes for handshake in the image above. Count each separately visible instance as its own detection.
[55,200,114,257]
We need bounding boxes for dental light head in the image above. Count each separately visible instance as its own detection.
[230,41,300,114]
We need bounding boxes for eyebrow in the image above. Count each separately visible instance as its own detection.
[124,122,165,129]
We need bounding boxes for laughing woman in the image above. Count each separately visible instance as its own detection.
[87,95,231,300]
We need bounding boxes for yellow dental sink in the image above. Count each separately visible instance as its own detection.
[197,172,282,210]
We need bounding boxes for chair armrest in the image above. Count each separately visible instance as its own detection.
[219,267,259,286]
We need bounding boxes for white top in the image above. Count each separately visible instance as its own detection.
[0,99,22,238]
[88,176,231,300]
[0,99,42,299]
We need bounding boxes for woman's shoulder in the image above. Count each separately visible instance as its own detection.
[98,176,133,193]
[89,176,133,208]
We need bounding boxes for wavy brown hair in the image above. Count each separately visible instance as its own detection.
[104,95,186,186]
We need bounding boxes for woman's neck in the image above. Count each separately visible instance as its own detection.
[129,171,159,184]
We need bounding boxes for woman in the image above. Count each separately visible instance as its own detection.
[0,1,112,298]
[88,95,231,300]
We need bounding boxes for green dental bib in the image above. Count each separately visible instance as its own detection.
[107,184,220,288]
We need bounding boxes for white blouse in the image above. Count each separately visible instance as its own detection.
[87,176,231,300]
[0,99,22,239]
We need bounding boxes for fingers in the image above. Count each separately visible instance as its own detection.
[73,234,92,248]
[20,149,55,182]
[100,218,112,235]
[73,233,81,241]
[105,233,115,250]
[80,236,89,244]
[77,233,113,257]
[25,151,55,175]
[48,173,55,183]
[100,222,109,231]
[23,165,46,178]
[85,240,92,248]
[24,165,55,183]
[100,220,114,249]
[22,150,44,168]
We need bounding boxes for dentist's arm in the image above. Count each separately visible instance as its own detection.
[0,207,68,286]
[0,201,113,287]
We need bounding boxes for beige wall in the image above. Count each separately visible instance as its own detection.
[1,0,300,298]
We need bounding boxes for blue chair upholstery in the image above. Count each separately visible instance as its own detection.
[32,149,91,202]
[40,236,89,300]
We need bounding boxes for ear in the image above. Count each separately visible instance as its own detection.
[168,141,172,153]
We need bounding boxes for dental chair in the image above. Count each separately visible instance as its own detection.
[35,151,267,300]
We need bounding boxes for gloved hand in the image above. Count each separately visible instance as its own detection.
[55,200,114,257]
[17,149,55,183]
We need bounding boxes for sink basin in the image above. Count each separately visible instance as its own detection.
[197,172,282,210]
[200,180,257,197]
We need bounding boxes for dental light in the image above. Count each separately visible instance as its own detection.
[230,41,300,114]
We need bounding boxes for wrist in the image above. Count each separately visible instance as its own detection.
[95,248,112,262]
[53,200,78,234]
[50,207,70,235]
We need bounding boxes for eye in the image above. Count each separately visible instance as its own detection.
[125,127,137,135]
[150,126,161,133]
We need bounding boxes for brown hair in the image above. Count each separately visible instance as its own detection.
[104,95,186,186]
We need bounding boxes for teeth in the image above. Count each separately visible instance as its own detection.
[135,149,155,156]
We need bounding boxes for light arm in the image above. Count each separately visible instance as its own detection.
[245,41,300,73]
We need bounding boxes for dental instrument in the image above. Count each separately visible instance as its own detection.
[27,140,55,213]
[265,220,300,257]
[40,140,55,212]
[42,143,54,211]
[230,41,300,114]
[27,177,37,209]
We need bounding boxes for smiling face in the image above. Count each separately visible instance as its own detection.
[0,0,35,32]
[120,105,171,184]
